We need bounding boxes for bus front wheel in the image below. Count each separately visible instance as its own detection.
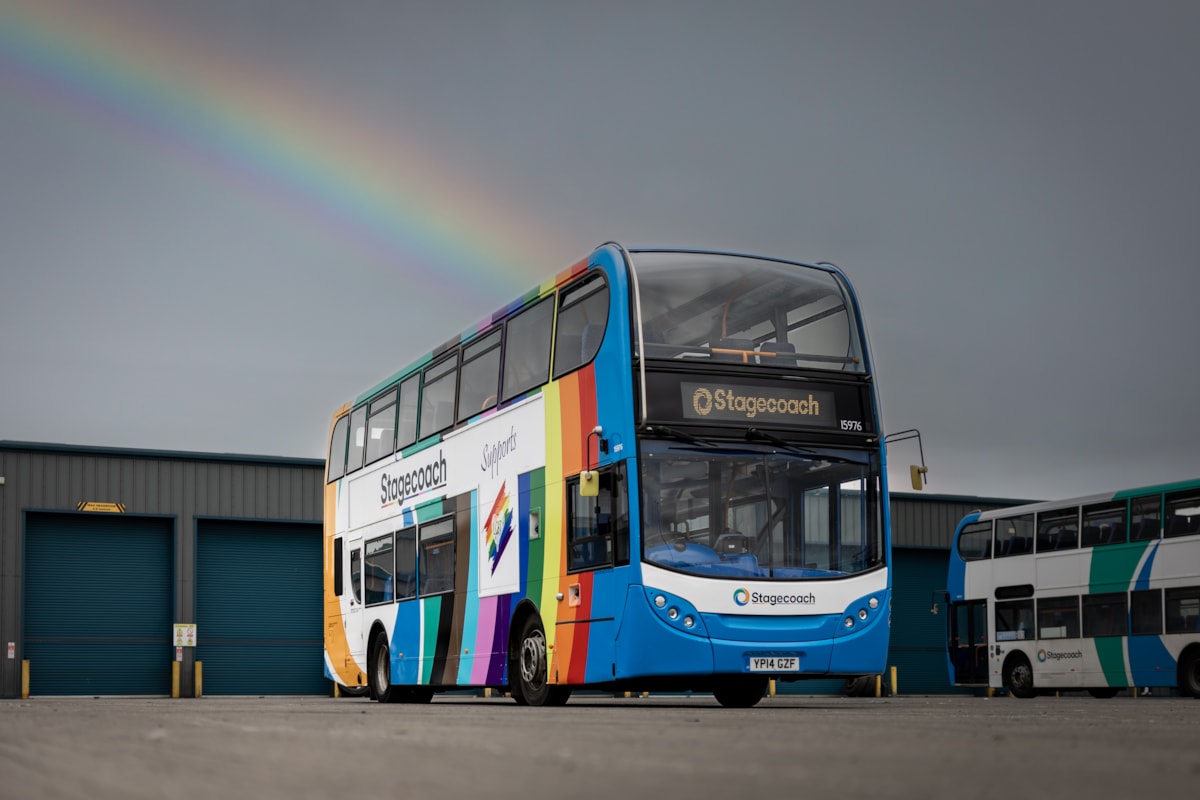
[1004,654,1036,699]
[1178,648,1200,698]
[514,615,571,707]
[370,631,401,704]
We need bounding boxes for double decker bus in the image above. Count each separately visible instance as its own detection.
[944,479,1200,698]
[323,244,892,707]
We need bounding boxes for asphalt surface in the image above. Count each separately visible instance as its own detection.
[1,693,1197,800]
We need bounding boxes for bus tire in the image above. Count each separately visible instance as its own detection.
[1004,653,1036,699]
[369,630,401,704]
[713,676,768,708]
[515,615,570,706]
[1178,647,1200,698]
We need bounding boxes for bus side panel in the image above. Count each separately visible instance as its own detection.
[455,489,482,686]
[324,478,362,686]
[1127,539,1186,687]
[393,598,422,684]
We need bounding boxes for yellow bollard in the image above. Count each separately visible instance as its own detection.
[768,679,776,698]
[21,660,30,699]
[172,662,180,698]
[889,666,898,695]
[195,662,203,698]
[874,674,881,697]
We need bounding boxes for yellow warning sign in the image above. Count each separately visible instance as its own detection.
[173,624,197,647]
[77,501,126,513]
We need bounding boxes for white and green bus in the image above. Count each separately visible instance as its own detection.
[944,479,1200,698]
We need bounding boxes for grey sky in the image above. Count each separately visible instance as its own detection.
[1,0,1197,501]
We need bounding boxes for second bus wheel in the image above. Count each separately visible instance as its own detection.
[1004,653,1036,699]
[1179,647,1200,698]
[514,615,571,707]
[370,630,402,704]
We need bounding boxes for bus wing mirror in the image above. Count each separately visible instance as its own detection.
[910,465,928,491]
[580,471,600,497]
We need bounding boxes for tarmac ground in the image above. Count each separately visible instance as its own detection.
[1,693,1197,800]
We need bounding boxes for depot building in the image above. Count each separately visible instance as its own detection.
[0,440,1026,699]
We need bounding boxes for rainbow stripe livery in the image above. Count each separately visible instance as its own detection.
[325,244,892,706]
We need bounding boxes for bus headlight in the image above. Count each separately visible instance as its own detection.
[844,616,855,629]
[858,609,869,621]
[869,597,879,609]
[644,587,708,636]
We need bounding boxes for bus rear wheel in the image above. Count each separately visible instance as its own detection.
[1004,654,1036,699]
[713,676,768,708]
[1179,648,1200,698]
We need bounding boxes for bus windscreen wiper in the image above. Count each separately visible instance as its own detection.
[645,425,717,447]
[744,427,857,463]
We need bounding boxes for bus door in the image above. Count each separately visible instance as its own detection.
[561,466,630,678]
[949,600,988,685]
[347,536,366,663]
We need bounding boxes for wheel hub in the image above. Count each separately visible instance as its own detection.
[520,631,546,687]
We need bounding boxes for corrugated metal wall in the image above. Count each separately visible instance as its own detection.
[0,442,323,698]
[890,493,1034,549]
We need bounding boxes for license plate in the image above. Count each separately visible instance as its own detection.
[748,656,799,672]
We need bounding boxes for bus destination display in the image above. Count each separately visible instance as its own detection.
[680,381,837,428]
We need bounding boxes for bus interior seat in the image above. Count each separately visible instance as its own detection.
[758,341,796,361]
[1168,514,1199,536]
[1134,517,1160,539]
[1082,525,1101,546]
[645,542,719,567]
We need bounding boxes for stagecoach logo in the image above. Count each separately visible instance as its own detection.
[380,450,448,508]
[1038,649,1083,662]
[733,587,817,607]
[684,382,834,426]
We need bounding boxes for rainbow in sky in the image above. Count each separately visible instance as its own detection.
[0,0,570,306]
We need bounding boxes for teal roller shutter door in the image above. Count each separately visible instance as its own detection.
[774,677,845,696]
[888,548,967,695]
[24,513,173,696]
[195,520,325,694]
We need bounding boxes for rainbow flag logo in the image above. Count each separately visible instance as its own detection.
[485,482,514,576]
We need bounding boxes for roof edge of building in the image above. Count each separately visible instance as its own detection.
[0,440,324,469]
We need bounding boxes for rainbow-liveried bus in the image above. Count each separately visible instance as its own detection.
[944,479,1200,698]
[323,244,892,707]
